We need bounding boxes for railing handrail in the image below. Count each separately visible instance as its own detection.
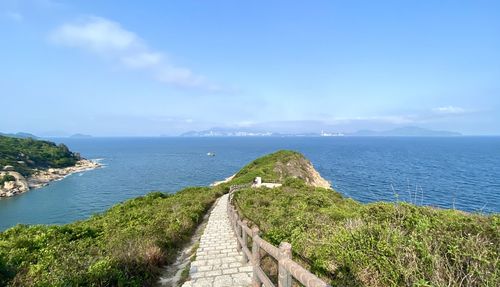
[227,185,331,287]
[229,183,252,192]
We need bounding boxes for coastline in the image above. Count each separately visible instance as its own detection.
[210,174,235,186]
[0,159,101,197]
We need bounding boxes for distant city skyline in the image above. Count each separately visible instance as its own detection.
[1,1,499,136]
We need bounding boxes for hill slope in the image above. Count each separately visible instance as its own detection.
[0,135,80,176]
[230,150,331,188]
[0,187,224,286]
[0,150,497,286]
[231,153,499,287]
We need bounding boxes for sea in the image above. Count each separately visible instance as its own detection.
[1,137,499,231]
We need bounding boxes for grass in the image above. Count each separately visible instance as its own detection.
[0,136,80,176]
[1,149,498,286]
[232,178,500,286]
[227,150,313,186]
[0,186,225,286]
[0,174,16,186]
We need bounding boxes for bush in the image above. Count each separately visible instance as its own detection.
[0,135,80,175]
[0,174,16,186]
[0,186,225,286]
[233,185,500,286]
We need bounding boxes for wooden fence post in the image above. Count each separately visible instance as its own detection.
[232,211,237,233]
[278,242,292,287]
[236,221,242,251]
[241,219,249,262]
[251,226,262,287]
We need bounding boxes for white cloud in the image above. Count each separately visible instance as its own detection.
[433,106,466,115]
[50,16,220,90]
[120,52,163,68]
[156,66,205,87]
[51,16,139,52]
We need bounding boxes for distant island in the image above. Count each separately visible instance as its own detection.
[69,133,93,138]
[181,127,342,137]
[180,126,460,137]
[0,135,100,197]
[181,127,275,137]
[349,126,462,137]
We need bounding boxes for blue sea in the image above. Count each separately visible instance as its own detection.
[1,137,499,231]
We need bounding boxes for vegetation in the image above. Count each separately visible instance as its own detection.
[1,149,498,286]
[0,135,80,176]
[233,176,500,286]
[0,186,225,286]
[0,174,16,186]
[229,150,315,185]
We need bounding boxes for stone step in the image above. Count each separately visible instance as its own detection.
[181,194,252,287]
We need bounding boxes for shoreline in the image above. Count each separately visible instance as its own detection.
[210,174,236,186]
[0,159,102,197]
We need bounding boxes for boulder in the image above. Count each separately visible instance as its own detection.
[3,165,14,171]
[4,181,16,190]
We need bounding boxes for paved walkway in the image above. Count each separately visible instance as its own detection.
[182,194,252,287]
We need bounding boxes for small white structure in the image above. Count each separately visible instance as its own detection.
[252,177,282,189]
[254,177,262,186]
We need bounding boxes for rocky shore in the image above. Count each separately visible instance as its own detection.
[0,159,101,197]
[210,174,235,186]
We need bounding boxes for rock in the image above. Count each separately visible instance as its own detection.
[3,165,14,171]
[274,157,331,189]
[4,181,15,190]
[27,159,101,190]
[0,171,29,197]
[1,159,101,197]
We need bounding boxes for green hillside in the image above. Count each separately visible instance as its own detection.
[0,150,498,286]
[0,187,224,286]
[0,135,80,176]
[231,155,500,286]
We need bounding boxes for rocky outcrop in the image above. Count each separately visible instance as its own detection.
[0,159,101,197]
[220,150,331,189]
[273,156,331,189]
[0,171,29,197]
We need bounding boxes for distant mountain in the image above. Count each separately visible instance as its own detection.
[180,126,460,137]
[349,126,462,137]
[69,133,93,138]
[180,127,338,137]
[0,132,38,139]
[181,127,275,137]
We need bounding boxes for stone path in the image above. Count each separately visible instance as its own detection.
[182,194,252,287]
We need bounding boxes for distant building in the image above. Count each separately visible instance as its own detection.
[320,130,345,137]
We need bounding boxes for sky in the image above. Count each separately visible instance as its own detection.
[1,0,499,136]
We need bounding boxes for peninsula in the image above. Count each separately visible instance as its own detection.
[0,135,100,197]
[0,151,497,287]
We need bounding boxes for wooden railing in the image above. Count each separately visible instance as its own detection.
[227,185,331,287]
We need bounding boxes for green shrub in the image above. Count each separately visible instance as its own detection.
[0,186,225,286]
[230,150,304,184]
[233,185,500,286]
[0,136,80,175]
[0,174,16,186]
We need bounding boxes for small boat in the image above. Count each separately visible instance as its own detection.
[207,152,216,157]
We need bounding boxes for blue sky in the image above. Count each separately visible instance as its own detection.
[1,0,499,136]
